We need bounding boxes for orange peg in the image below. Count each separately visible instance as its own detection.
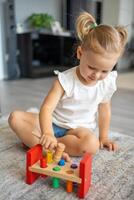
[66,180,73,193]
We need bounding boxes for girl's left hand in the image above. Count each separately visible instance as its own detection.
[99,138,118,152]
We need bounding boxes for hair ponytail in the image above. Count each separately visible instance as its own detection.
[75,12,128,55]
[76,12,96,42]
[115,26,128,48]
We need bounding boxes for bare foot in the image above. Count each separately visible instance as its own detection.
[62,152,72,163]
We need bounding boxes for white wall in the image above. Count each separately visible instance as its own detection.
[15,0,62,25]
[119,0,133,40]
[102,0,120,25]
[102,0,134,40]
[102,0,134,71]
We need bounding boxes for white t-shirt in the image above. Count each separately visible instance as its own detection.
[52,66,117,130]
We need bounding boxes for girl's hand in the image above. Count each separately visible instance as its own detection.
[99,138,118,152]
[40,134,57,151]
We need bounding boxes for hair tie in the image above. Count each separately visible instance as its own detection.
[90,22,97,29]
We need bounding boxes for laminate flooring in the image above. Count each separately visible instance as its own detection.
[0,74,134,137]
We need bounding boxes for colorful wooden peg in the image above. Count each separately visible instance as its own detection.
[52,177,60,188]
[53,143,65,162]
[47,151,53,163]
[40,157,47,168]
[66,180,73,193]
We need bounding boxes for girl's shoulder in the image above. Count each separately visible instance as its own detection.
[99,71,118,103]
[59,66,76,75]
[107,70,118,79]
[104,71,117,81]
[101,71,118,87]
[57,66,76,83]
[56,66,77,96]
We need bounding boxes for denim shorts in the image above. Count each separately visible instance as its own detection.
[52,123,69,138]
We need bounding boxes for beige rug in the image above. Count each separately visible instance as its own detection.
[0,118,134,200]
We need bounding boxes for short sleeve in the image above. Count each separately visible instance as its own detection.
[101,71,117,103]
[56,68,75,97]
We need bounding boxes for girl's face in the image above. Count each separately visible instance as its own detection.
[77,47,119,85]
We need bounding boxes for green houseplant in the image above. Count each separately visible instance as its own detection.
[27,13,55,30]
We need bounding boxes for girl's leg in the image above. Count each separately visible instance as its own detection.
[8,110,40,147]
[8,111,99,157]
[57,127,100,156]
[8,111,71,162]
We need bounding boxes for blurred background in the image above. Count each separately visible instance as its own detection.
[0,0,134,137]
[0,0,134,80]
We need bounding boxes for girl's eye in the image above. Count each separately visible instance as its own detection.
[88,66,94,70]
[102,71,108,73]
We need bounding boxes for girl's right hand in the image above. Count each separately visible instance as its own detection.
[40,134,57,151]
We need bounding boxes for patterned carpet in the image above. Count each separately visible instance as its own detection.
[0,118,134,200]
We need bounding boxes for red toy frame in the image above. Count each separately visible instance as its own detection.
[26,144,92,198]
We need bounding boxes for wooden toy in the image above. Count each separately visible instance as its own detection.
[53,143,65,162]
[47,151,53,163]
[26,143,92,198]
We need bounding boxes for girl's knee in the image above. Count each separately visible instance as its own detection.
[8,110,22,127]
[78,133,99,155]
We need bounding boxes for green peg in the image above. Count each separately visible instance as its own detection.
[52,177,60,188]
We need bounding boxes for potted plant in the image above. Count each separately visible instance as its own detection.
[27,13,55,30]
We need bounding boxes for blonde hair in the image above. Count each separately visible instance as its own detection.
[76,12,128,55]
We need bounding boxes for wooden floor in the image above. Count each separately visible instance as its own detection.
[0,76,134,137]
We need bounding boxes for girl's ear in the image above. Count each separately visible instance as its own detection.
[77,46,83,60]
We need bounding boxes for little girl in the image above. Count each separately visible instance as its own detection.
[8,12,127,161]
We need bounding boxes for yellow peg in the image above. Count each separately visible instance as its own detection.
[47,150,53,163]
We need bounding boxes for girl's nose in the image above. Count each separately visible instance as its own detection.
[94,72,101,79]
[89,72,100,81]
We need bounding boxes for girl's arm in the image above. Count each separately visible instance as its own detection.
[39,79,64,149]
[98,102,118,151]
